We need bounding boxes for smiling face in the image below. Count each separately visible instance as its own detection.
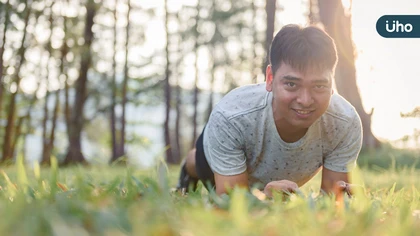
[266,62,334,140]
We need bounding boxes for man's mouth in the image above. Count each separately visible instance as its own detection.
[292,109,316,119]
[293,109,314,115]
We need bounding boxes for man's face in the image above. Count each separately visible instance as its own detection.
[266,62,333,133]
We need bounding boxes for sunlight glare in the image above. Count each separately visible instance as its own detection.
[341,0,352,10]
[7,66,15,75]
[10,82,17,94]
[20,75,38,94]
[351,0,420,146]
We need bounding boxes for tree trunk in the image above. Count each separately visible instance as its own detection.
[110,0,118,162]
[163,0,175,163]
[63,13,71,152]
[251,0,258,84]
[206,49,216,122]
[42,90,59,165]
[13,42,43,163]
[263,0,276,76]
[173,83,181,163]
[171,16,182,163]
[308,0,318,24]
[206,73,214,123]
[2,1,31,162]
[42,9,67,165]
[63,0,96,165]
[41,4,54,164]
[12,78,42,160]
[117,0,131,160]
[41,89,50,161]
[191,66,199,149]
[10,116,24,161]
[318,0,380,148]
[0,0,10,119]
[191,1,200,149]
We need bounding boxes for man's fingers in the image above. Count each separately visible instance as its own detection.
[335,181,365,197]
[288,183,299,193]
[336,180,346,189]
[264,181,299,197]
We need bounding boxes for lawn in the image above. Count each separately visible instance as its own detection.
[1,154,420,235]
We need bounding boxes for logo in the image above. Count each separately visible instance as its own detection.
[385,20,413,32]
[377,15,420,38]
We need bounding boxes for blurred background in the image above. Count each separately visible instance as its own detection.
[0,0,419,167]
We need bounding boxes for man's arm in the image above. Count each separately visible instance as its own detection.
[214,171,249,195]
[321,111,362,196]
[320,167,349,195]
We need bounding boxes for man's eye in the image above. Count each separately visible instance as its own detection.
[315,85,327,89]
[285,82,296,87]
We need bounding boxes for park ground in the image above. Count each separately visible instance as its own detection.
[0,146,420,235]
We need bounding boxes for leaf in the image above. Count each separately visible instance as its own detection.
[229,188,249,231]
[16,154,29,189]
[57,182,68,192]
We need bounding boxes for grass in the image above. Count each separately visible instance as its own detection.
[1,154,420,235]
[358,143,420,170]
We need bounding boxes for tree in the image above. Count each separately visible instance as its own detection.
[172,8,183,164]
[163,0,176,163]
[63,0,97,164]
[2,0,32,162]
[13,81,42,162]
[118,0,132,161]
[41,1,57,164]
[173,68,182,163]
[110,0,118,161]
[263,0,276,76]
[250,0,259,84]
[318,0,380,148]
[109,0,132,163]
[400,107,420,145]
[191,0,201,149]
[0,0,11,120]
[401,107,420,118]
[308,0,319,24]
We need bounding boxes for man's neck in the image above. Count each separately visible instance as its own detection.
[274,121,308,143]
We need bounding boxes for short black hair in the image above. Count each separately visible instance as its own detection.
[269,24,338,75]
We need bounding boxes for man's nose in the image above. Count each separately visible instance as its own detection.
[296,89,314,107]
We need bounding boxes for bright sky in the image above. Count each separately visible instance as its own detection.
[276,0,420,147]
[278,0,420,146]
[351,0,420,146]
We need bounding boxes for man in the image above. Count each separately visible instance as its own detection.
[177,24,362,197]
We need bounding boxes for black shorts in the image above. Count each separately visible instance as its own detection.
[195,126,216,190]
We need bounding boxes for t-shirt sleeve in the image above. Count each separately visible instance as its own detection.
[203,112,247,176]
[323,113,363,172]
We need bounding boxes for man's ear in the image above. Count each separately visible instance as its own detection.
[266,65,273,92]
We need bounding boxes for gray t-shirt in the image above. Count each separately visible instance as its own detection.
[203,83,362,188]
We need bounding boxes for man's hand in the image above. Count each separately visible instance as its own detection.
[321,167,349,195]
[264,180,299,198]
[334,180,352,197]
[334,180,365,198]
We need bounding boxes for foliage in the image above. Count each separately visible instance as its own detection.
[401,107,420,118]
[358,144,420,170]
[1,159,420,235]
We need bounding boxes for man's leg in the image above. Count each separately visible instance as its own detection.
[177,149,199,194]
[177,126,215,193]
[185,149,198,178]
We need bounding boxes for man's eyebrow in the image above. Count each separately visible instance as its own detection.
[281,75,330,84]
[312,78,330,84]
[281,75,301,81]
